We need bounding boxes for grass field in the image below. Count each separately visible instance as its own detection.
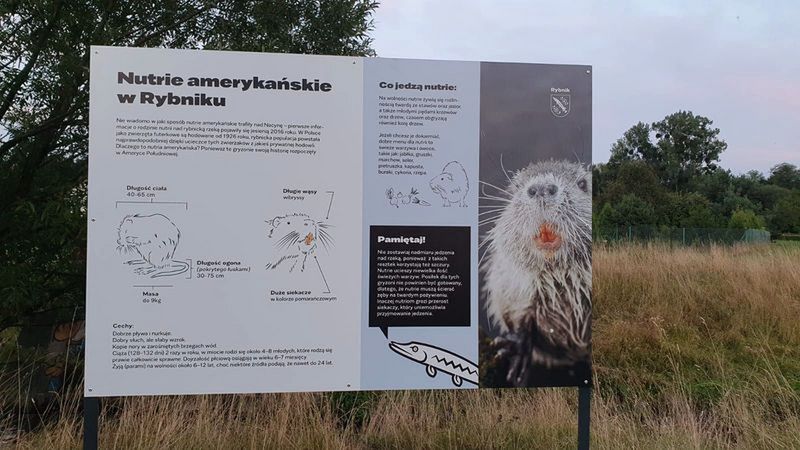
[3,243,800,449]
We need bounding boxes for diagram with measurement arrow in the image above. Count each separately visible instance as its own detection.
[116,213,191,279]
[264,198,336,297]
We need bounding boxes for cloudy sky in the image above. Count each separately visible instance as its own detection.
[371,0,799,175]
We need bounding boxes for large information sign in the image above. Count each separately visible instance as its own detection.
[87,47,592,396]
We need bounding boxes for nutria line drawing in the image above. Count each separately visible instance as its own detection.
[265,213,333,274]
[385,187,431,208]
[430,161,469,207]
[117,213,190,278]
[389,341,478,387]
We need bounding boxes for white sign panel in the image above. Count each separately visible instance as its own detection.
[86,46,592,396]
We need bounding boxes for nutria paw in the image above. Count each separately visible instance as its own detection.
[492,333,531,387]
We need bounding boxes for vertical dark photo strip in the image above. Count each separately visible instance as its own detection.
[478,63,592,388]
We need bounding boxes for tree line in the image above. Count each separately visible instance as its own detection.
[593,111,800,236]
[0,0,378,331]
[2,2,797,335]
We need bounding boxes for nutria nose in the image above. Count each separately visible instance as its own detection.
[527,184,558,198]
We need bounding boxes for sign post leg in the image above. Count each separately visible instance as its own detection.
[83,396,99,450]
[578,386,591,450]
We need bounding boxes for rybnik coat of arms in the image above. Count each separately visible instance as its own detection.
[550,88,571,118]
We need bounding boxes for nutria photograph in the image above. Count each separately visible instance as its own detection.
[478,62,593,388]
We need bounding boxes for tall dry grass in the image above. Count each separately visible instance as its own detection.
[4,243,800,449]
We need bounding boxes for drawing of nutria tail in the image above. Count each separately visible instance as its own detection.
[151,260,189,278]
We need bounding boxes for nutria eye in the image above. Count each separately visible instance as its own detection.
[577,179,587,192]
[412,345,418,352]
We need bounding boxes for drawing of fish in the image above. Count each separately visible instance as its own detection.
[389,341,478,387]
